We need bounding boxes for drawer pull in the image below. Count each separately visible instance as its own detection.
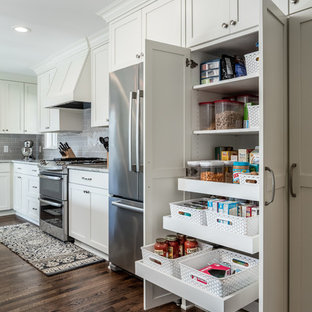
[83,190,90,194]
[82,177,92,181]
[32,186,38,189]
[32,207,38,211]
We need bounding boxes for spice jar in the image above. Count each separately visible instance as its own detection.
[199,102,215,130]
[214,100,244,129]
[177,233,186,257]
[200,160,225,182]
[184,237,198,255]
[233,162,250,184]
[224,161,234,183]
[186,161,200,179]
[154,238,168,257]
[166,235,179,259]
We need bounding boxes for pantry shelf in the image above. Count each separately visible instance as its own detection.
[193,73,259,95]
[136,260,259,312]
[193,128,259,135]
[178,178,259,201]
[163,216,259,254]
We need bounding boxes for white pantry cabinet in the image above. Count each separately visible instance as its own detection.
[289,8,312,312]
[186,0,259,47]
[13,163,40,225]
[0,80,24,134]
[69,169,109,254]
[0,163,11,211]
[290,0,312,14]
[38,68,83,133]
[91,42,110,127]
[24,83,38,134]
[109,0,184,71]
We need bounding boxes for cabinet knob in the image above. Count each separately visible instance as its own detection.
[136,53,141,59]
[6,129,8,132]
[222,23,229,29]
[230,20,237,26]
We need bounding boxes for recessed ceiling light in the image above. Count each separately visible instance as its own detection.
[12,26,31,33]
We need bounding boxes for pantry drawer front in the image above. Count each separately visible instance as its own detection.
[14,163,39,176]
[0,163,10,173]
[69,170,108,189]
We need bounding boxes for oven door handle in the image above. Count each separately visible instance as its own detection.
[39,175,62,181]
[39,199,63,208]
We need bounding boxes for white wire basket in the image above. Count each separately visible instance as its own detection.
[239,173,260,185]
[180,249,259,297]
[205,210,259,236]
[244,51,260,75]
[170,198,209,225]
[141,241,213,278]
[247,105,260,128]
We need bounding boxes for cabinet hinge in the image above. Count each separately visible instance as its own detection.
[186,58,198,68]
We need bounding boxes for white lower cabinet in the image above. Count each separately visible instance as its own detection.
[13,164,39,224]
[0,164,11,211]
[69,170,109,254]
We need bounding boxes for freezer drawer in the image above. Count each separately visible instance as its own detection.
[109,197,143,274]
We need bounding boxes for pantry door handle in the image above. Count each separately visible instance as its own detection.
[128,91,137,172]
[290,163,297,198]
[265,166,276,206]
[136,89,143,173]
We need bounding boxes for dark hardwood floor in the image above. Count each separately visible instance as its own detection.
[0,215,202,312]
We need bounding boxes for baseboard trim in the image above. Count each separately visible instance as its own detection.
[74,240,109,260]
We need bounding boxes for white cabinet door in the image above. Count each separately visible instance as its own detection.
[24,83,38,134]
[0,173,10,211]
[260,1,288,312]
[69,183,90,243]
[0,81,24,134]
[90,188,109,253]
[230,0,259,34]
[91,43,109,127]
[110,11,142,71]
[142,0,185,47]
[186,0,230,47]
[26,197,39,223]
[289,9,312,312]
[290,0,312,14]
[13,174,24,214]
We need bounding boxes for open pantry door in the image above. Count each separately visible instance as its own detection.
[259,1,288,312]
[142,40,191,309]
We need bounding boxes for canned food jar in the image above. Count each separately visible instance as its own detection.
[186,161,200,179]
[200,160,225,182]
[224,161,234,183]
[184,237,198,255]
[233,162,250,184]
[177,233,186,257]
[154,238,168,257]
[215,100,244,129]
[199,102,215,130]
[166,235,179,259]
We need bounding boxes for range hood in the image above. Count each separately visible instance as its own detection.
[45,49,91,109]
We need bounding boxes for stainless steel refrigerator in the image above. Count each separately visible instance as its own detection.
[108,62,144,274]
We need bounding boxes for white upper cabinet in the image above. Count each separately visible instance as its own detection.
[186,0,259,48]
[142,0,185,47]
[24,83,38,134]
[290,0,312,14]
[0,80,24,134]
[110,11,142,71]
[91,42,109,127]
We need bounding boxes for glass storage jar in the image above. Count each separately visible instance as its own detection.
[214,100,244,129]
[186,161,200,179]
[200,160,225,182]
[199,102,215,130]
[224,161,234,183]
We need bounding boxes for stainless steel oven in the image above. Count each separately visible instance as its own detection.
[39,171,67,201]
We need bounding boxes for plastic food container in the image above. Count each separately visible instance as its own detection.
[214,100,244,130]
[200,77,220,85]
[200,161,225,182]
[201,69,220,79]
[233,162,250,184]
[199,102,215,130]
[186,161,200,179]
[224,161,234,183]
[236,94,259,104]
[201,59,220,71]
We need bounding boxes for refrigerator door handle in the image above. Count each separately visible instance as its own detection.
[136,89,143,173]
[112,200,143,214]
[128,91,137,172]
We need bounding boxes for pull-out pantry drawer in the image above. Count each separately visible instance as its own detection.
[69,170,108,189]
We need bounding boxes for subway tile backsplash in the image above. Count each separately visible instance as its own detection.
[42,109,109,160]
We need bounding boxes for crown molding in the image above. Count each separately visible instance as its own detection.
[88,27,109,49]
[0,72,37,83]
[32,38,90,75]
[97,0,153,23]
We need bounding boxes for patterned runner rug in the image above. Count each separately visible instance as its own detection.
[0,223,104,275]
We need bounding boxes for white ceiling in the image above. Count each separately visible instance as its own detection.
[0,0,114,76]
